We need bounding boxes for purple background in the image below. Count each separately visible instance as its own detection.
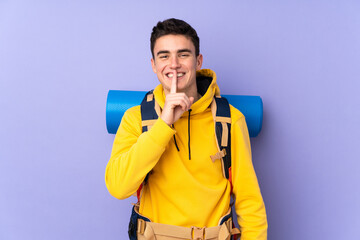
[1,1,359,239]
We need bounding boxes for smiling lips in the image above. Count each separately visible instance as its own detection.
[166,72,185,79]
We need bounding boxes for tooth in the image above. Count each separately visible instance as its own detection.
[168,73,173,78]
[177,73,184,77]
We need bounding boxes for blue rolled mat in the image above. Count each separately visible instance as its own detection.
[106,90,263,137]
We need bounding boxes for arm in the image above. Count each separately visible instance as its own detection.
[231,115,268,239]
[105,73,193,200]
[105,106,175,199]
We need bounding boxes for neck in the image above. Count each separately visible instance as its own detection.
[185,86,200,102]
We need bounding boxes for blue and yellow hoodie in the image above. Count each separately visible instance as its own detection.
[105,69,267,239]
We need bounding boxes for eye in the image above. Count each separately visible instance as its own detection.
[159,55,168,59]
[179,53,189,58]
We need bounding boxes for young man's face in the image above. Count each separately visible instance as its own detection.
[151,34,203,95]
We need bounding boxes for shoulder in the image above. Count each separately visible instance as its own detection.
[120,105,142,133]
[229,104,245,124]
[124,105,141,119]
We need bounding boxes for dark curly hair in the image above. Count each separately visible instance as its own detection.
[150,18,200,58]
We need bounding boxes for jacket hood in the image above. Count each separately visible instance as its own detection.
[153,69,220,115]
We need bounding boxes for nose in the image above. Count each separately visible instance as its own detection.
[170,56,180,69]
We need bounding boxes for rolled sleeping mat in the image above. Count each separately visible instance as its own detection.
[106,90,263,137]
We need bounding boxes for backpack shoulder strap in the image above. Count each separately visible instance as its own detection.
[137,90,161,202]
[210,96,232,181]
[140,90,161,132]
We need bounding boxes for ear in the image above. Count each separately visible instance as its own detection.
[196,54,203,71]
[151,58,157,73]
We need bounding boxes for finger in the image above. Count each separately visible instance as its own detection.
[167,94,191,109]
[181,94,192,110]
[170,70,177,94]
[168,98,187,111]
[178,97,191,111]
[189,97,194,106]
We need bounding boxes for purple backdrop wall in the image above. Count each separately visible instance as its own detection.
[1,1,359,239]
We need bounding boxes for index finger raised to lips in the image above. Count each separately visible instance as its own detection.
[170,70,177,94]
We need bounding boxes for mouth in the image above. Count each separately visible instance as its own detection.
[166,72,185,79]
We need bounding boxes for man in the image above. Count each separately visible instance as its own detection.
[105,18,267,240]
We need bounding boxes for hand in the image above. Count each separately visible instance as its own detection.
[161,71,194,126]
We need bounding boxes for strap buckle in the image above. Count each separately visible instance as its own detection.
[137,219,146,235]
[192,226,205,240]
[210,148,226,162]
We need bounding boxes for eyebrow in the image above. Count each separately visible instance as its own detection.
[178,49,192,54]
[156,49,192,56]
[156,50,170,56]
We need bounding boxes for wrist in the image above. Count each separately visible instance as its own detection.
[160,116,172,126]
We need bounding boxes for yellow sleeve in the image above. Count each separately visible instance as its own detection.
[105,106,176,199]
[231,116,268,239]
